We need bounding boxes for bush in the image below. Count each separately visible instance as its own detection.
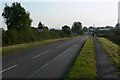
[2,28,75,46]
[97,29,120,45]
[97,34,120,45]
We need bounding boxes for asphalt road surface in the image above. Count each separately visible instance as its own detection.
[2,35,89,78]
[94,38,119,78]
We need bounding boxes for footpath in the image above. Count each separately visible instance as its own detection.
[94,38,119,78]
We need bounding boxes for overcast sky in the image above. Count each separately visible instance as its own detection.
[0,0,120,30]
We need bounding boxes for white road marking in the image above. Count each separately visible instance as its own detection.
[28,47,72,78]
[0,64,18,73]
[39,48,71,70]
[32,50,51,59]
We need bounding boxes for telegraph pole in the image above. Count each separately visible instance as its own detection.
[118,1,120,28]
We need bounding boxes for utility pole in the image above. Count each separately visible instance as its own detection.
[118,1,120,28]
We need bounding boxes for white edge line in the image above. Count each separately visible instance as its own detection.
[0,64,18,73]
[32,50,51,59]
[28,47,72,78]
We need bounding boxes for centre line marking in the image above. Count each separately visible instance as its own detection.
[28,47,72,78]
[32,50,51,59]
[0,64,18,73]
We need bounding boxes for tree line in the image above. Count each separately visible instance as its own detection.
[89,26,120,45]
[2,2,84,46]
[3,2,119,46]
[97,29,120,45]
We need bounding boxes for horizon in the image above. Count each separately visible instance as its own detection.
[0,0,120,30]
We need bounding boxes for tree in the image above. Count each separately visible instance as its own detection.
[115,23,120,29]
[38,22,49,31]
[62,25,71,36]
[88,26,95,32]
[89,26,95,29]
[72,21,82,35]
[43,26,49,31]
[38,22,43,29]
[83,26,88,32]
[105,26,113,29]
[2,2,32,30]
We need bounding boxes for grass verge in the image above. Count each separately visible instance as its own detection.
[2,37,76,56]
[98,37,120,70]
[66,37,96,79]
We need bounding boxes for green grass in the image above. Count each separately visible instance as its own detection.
[66,37,96,79]
[2,37,75,56]
[98,37,120,70]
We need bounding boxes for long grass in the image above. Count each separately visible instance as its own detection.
[98,37,120,70]
[67,37,96,79]
[2,38,73,56]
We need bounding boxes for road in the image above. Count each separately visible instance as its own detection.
[2,35,89,78]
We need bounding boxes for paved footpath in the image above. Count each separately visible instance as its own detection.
[94,38,119,78]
